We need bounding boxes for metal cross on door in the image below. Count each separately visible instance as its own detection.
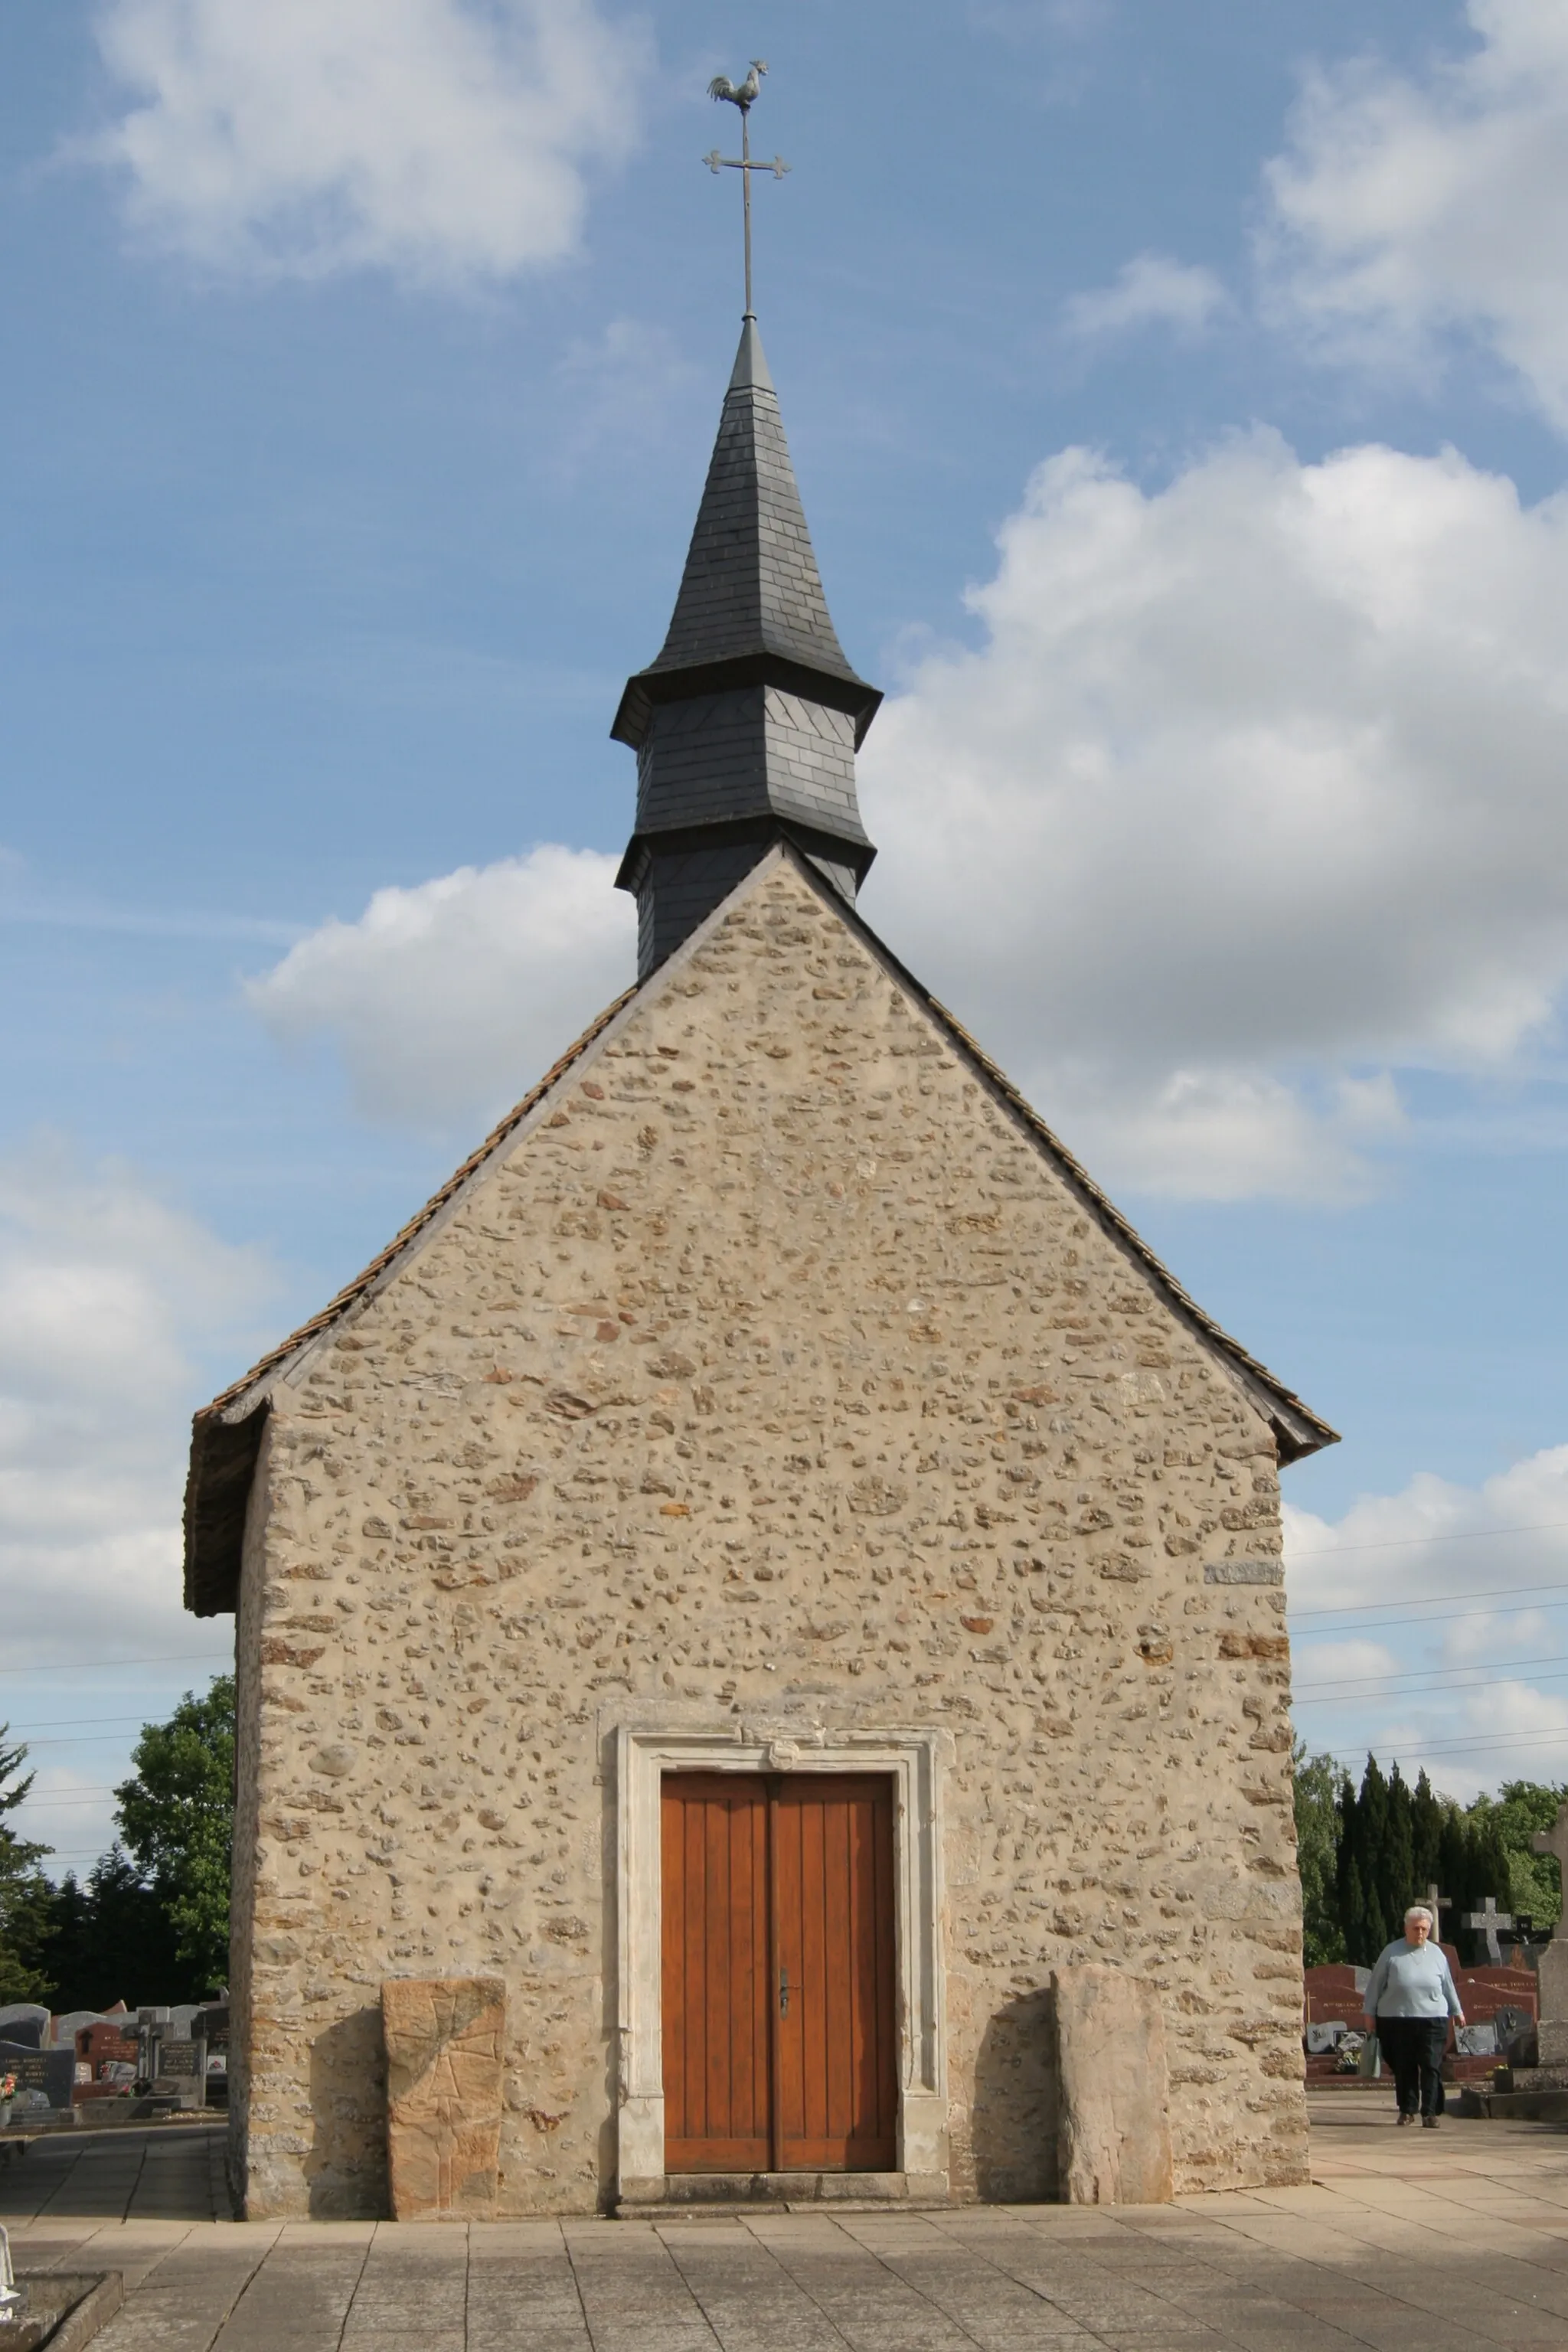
[660,1772,898,2174]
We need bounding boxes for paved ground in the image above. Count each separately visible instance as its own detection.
[10,2096,1568,2349]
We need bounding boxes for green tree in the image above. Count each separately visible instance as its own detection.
[23,1853,186,2015]
[1293,1743,1344,1964]
[1385,1762,1417,1916]
[113,1677,234,1992]
[1335,1770,1364,1959]
[1410,1770,1444,1903]
[0,1726,53,2004]
[1342,1755,1395,1961]
[1463,1780,1567,1937]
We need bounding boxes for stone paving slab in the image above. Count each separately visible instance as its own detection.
[15,2101,1568,2348]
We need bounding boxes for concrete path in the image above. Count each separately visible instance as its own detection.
[9,2097,1568,2350]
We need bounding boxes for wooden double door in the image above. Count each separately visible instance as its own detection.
[661,1773,899,2173]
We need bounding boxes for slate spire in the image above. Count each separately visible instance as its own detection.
[613,316,880,977]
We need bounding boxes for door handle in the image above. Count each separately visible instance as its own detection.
[779,1965,789,2017]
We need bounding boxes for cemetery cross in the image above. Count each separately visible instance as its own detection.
[1530,1803,1568,1940]
[1462,1895,1515,1966]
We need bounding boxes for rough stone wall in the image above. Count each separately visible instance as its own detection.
[229,853,1306,2218]
[226,1413,272,2210]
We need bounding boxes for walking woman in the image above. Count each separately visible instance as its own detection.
[1362,1906,1465,2127]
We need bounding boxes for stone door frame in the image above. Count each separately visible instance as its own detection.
[612,1724,949,2200]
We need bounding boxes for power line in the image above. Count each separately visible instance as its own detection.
[15,1785,119,1795]
[1291,1517,1568,1560]
[5,1732,177,1749]
[2,1717,170,1737]
[5,1721,167,1740]
[1322,1724,1568,1764]
[0,1654,228,1680]
[1291,1579,1568,1629]
[1295,1648,1568,1697]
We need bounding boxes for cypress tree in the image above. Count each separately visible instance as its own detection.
[1336,1773,1367,1960]
[1437,1808,1473,1949]
[1411,1769,1443,1900]
[1386,1763,1416,1922]
[1342,1856,1371,1968]
[1357,1756,1393,1956]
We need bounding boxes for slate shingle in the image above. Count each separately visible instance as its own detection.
[612,318,881,977]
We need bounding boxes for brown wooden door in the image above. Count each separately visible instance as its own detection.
[773,1775,898,2171]
[661,1775,772,2172]
[661,1772,897,2174]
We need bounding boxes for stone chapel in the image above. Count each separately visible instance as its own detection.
[184,312,1337,2220]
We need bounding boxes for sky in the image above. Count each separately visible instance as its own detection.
[5,0,1568,1887]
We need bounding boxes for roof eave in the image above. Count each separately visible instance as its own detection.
[611,651,883,753]
[181,982,642,1614]
[770,846,1340,1463]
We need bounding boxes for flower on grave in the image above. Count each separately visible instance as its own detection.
[0,2073,15,2100]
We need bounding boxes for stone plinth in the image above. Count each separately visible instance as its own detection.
[1536,1942,1568,2066]
[1054,1963,1174,2206]
[1499,2064,1568,2093]
[382,1977,505,2220]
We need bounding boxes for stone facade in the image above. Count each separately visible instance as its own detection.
[218,850,1312,2219]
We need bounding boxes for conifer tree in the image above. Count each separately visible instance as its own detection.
[1385,1763,1417,1919]
[1355,1756,1393,1958]
[1411,1769,1444,1900]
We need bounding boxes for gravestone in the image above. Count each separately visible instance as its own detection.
[1423,1884,1452,1943]
[0,2044,77,2110]
[199,2008,230,2103]
[1530,1804,1568,2066]
[382,1978,505,2219]
[1463,1897,1514,1966]
[154,2034,207,2111]
[1054,1964,1174,2205]
[51,2009,130,2049]
[1305,2021,1348,2055]
[0,2009,47,2051]
[1493,2002,1534,2057]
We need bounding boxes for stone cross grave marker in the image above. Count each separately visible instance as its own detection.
[1423,1884,1452,1942]
[1531,1802,1568,2065]
[1463,1896,1514,1966]
[1530,1803,1568,1930]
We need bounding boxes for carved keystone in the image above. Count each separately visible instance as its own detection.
[382,1976,505,2219]
[1053,1962,1174,2205]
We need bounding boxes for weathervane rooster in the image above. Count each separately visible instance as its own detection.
[708,59,767,111]
[702,61,788,315]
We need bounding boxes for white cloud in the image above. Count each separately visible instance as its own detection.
[1291,1638,1400,1689]
[87,0,647,286]
[1263,0,1568,430]
[248,844,634,1127]
[0,1137,270,1668]
[1285,1446,1568,1619]
[1063,253,1230,341]
[243,435,1568,1205]
[856,428,1568,1198]
[1286,1443,1568,1798]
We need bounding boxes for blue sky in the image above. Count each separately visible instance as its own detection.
[5,0,1568,1881]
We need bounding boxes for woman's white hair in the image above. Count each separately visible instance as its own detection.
[1403,1904,1436,1926]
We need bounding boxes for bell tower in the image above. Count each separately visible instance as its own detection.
[612,316,880,977]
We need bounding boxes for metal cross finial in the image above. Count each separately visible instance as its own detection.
[704,60,790,318]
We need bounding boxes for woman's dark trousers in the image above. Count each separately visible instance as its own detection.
[1377,2014,1448,2115]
